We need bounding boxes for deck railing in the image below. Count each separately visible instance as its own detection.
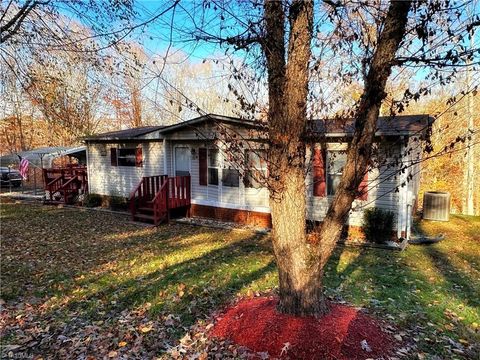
[43,166,88,204]
[152,180,169,224]
[130,175,191,225]
[129,175,168,218]
[167,175,191,209]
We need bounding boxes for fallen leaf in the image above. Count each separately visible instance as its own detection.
[361,339,372,352]
[140,325,153,333]
[280,342,290,356]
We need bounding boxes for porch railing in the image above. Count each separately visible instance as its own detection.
[43,166,88,204]
[130,175,191,225]
[129,175,168,218]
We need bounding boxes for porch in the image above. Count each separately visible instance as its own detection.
[129,175,191,225]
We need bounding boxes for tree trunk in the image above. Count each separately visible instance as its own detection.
[263,0,412,317]
[264,0,326,316]
[317,0,412,264]
[271,172,327,316]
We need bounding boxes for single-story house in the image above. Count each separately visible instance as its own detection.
[84,113,432,240]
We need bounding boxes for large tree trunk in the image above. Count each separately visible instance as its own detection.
[317,0,412,264]
[264,0,412,316]
[264,0,326,316]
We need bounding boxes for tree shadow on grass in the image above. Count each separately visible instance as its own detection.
[324,224,480,358]
[2,203,279,358]
[47,233,276,331]
[1,200,236,301]
[423,245,480,310]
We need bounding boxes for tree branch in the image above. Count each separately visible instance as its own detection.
[0,0,49,43]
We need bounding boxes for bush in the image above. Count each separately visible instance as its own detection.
[109,195,128,211]
[83,193,102,208]
[363,208,395,243]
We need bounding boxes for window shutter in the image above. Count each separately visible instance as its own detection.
[110,148,118,166]
[312,146,326,197]
[199,148,207,185]
[135,147,143,167]
[356,171,368,200]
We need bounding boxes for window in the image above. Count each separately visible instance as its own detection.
[113,147,143,167]
[222,168,240,187]
[245,150,267,188]
[208,149,219,185]
[327,151,347,195]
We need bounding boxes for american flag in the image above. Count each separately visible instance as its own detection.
[19,158,29,180]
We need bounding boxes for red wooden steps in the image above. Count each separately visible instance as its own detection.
[43,166,88,205]
[130,175,191,226]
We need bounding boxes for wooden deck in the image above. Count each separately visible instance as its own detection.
[43,166,88,204]
[129,175,191,225]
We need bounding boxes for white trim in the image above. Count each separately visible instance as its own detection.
[207,147,220,201]
[191,198,271,214]
[397,143,408,239]
[326,149,347,196]
[326,142,348,151]
[163,139,168,175]
[86,146,91,194]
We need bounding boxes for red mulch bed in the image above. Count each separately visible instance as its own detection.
[212,296,397,359]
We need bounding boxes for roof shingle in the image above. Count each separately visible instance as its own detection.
[84,126,164,141]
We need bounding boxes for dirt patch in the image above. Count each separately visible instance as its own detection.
[212,296,397,359]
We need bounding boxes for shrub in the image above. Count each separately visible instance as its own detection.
[109,195,128,211]
[363,208,395,243]
[83,193,102,208]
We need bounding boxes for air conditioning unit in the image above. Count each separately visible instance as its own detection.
[423,191,450,221]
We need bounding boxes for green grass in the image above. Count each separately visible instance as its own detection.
[324,215,480,358]
[1,200,479,358]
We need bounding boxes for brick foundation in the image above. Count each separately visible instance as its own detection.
[343,225,399,243]
[190,204,272,228]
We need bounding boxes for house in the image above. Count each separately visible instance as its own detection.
[84,114,433,240]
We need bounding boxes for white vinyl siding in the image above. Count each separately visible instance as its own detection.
[87,141,164,198]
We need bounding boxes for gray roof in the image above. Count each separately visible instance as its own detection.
[158,114,260,134]
[83,113,432,143]
[158,113,431,136]
[84,126,165,141]
[309,115,433,136]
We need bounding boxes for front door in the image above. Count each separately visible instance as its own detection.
[174,147,190,176]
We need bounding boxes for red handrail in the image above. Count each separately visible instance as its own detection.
[167,176,191,209]
[152,180,169,225]
[130,175,191,225]
[43,167,88,204]
[45,173,64,201]
[129,175,168,220]
[47,175,63,188]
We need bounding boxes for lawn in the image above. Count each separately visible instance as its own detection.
[1,200,479,359]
